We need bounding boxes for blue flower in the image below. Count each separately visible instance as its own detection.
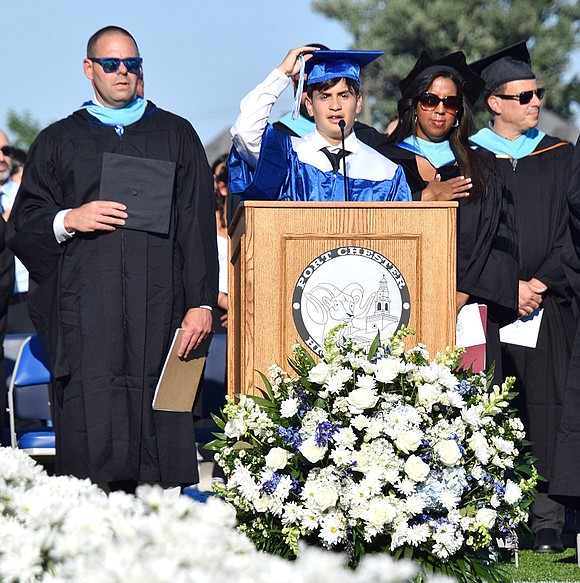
[315,421,341,447]
[278,426,303,450]
[457,379,475,396]
[260,472,282,495]
[295,387,312,418]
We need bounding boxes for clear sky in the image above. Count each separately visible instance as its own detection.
[0,0,351,146]
[3,1,579,148]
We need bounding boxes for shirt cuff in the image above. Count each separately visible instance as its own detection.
[54,209,75,243]
[199,305,212,311]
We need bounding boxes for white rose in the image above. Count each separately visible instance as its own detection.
[363,497,398,527]
[252,493,270,513]
[475,508,497,529]
[374,357,401,383]
[224,417,247,439]
[313,483,338,510]
[346,388,379,414]
[309,362,332,384]
[264,447,290,471]
[299,438,326,463]
[417,383,441,407]
[467,432,490,464]
[434,440,462,466]
[404,455,430,482]
[504,480,522,505]
[395,429,423,454]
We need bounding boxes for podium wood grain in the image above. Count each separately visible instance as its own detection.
[228,202,457,396]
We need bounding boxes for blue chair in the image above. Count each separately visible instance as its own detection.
[7,335,56,457]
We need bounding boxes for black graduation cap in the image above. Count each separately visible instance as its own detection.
[100,153,176,235]
[399,50,485,106]
[469,41,535,95]
[305,50,383,86]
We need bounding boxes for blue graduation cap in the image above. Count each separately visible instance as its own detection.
[305,50,383,86]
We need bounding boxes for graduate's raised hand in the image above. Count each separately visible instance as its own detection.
[421,175,472,201]
[277,46,320,77]
[64,200,127,233]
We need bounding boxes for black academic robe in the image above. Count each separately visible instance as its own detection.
[476,135,575,485]
[377,143,519,383]
[7,103,218,485]
[548,136,580,506]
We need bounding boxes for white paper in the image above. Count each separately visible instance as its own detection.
[456,303,485,348]
[499,307,544,348]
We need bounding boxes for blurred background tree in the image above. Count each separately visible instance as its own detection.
[6,110,43,149]
[313,0,580,130]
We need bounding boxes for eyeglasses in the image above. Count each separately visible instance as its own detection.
[0,146,11,157]
[418,92,462,114]
[493,88,545,105]
[88,57,142,74]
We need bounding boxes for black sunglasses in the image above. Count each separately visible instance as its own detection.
[493,88,545,105]
[418,92,462,114]
[0,146,11,157]
[89,57,143,74]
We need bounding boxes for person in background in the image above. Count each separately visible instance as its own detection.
[7,26,218,492]
[471,41,576,554]
[0,133,16,441]
[229,47,411,202]
[7,148,26,185]
[385,114,399,136]
[378,51,518,386]
[0,146,34,334]
[211,154,229,330]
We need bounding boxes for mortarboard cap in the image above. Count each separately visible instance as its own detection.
[305,50,383,86]
[469,42,535,96]
[100,153,176,235]
[399,50,485,106]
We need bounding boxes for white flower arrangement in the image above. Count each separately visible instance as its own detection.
[0,446,431,583]
[209,325,537,582]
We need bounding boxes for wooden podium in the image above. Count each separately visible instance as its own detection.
[228,201,457,396]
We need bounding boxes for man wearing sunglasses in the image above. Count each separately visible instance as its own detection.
[7,26,218,493]
[471,42,576,554]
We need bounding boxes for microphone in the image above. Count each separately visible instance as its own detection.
[338,120,348,201]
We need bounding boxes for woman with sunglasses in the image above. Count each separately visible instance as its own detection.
[378,51,519,383]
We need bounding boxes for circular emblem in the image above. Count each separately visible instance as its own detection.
[292,246,411,355]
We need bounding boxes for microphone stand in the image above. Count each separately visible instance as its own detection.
[338,120,348,201]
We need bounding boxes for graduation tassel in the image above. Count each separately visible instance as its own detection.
[291,55,306,120]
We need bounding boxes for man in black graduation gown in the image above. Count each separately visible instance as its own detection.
[7,26,218,491]
[549,135,580,517]
[470,42,576,553]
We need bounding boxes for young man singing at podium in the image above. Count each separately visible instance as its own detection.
[228,47,411,202]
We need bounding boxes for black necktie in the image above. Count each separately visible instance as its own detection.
[321,147,351,175]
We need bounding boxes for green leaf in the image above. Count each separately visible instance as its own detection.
[248,394,277,409]
[204,438,226,451]
[232,441,254,450]
[210,412,226,430]
[256,370,275,400]
[367,330,381,360]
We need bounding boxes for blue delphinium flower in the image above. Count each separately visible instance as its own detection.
[315,421,341,447]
